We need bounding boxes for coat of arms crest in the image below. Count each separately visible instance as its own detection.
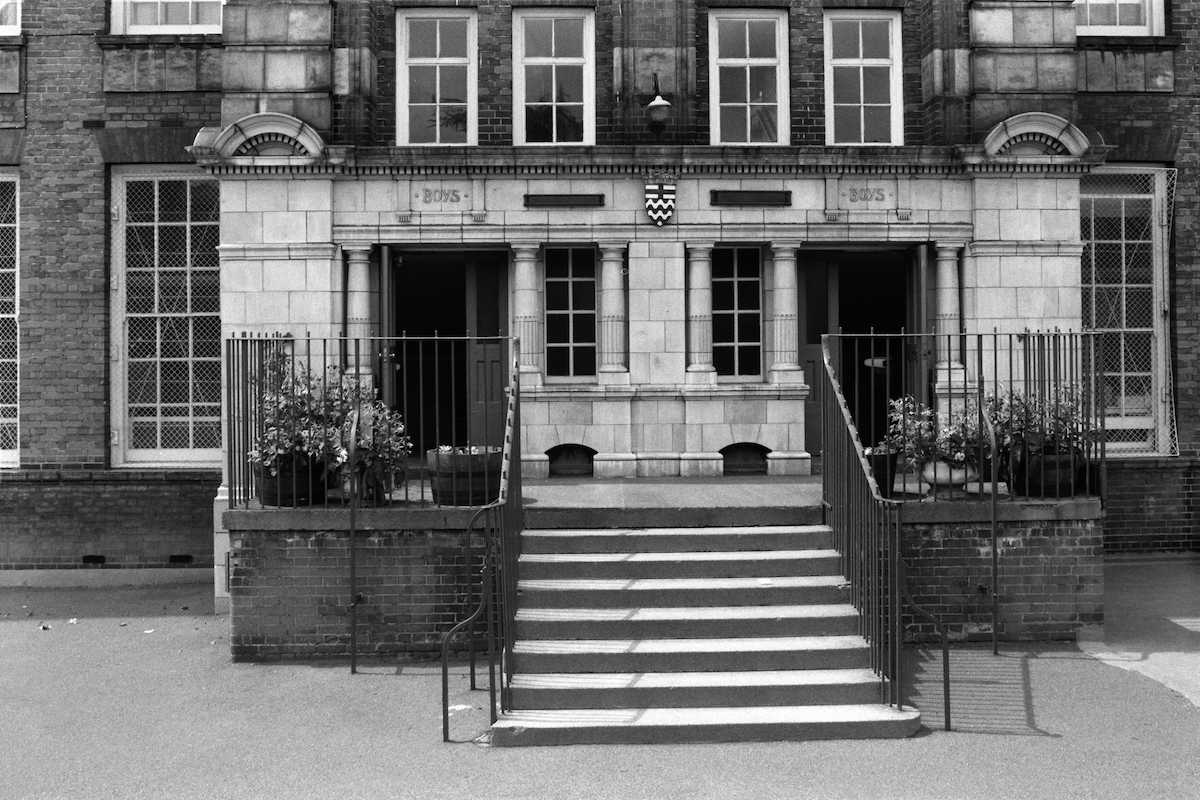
[643,170,678,227]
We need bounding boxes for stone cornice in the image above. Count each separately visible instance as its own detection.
[968,240,1086,257]
[195,144,1106,178]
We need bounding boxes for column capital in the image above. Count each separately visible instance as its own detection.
[686,241,716,255]
[341,242,373,255]
[934,241,967,256]
[598,241,628,256]
[511,241,541,257]
[769,240,804,254]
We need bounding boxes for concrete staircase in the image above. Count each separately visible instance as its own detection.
[489,504,921,746]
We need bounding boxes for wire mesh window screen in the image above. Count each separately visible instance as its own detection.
[123,177,221,457]
[0,181,15,462]
[1080,169,1176,454]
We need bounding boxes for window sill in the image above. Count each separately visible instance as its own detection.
[1076,35,1181,50]
[96,33,223,49]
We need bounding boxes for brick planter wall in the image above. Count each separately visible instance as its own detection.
[0,470,219,571]
[226,509,489,662]
[900,500,1104,643]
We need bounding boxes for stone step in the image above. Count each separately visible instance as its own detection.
[488,703,921,746]
[517,575,847,608]
[514,604,859,640]
[521,525,833,554]
[523,504,824,531]
[512,635,872,674]
[508,668,882,709]
[518,549,843,580]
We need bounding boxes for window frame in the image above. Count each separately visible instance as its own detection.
[0,1,20,36]
[543,246,598,380]
[707,8,790,147]
[110,167,222,468]
[1074,0,1164,37]
[0,175,16,468]
[512,7,596,147]
[711,245,764,380]
[112,1,223,36]
[396,8,478,147]
[823,9,904,147]
[1079,166,1175,456]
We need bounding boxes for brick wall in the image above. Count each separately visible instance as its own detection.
[229,524,484,661]
[901,505,1104,642]
[1104,459,1200,552]
[0,470,219,569]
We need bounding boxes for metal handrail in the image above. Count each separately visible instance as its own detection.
[440,344,522,742]
[821,335,952,730]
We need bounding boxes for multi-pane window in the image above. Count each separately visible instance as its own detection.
[0,1,20,34]
[712,247,762,377]
[514,8,595,145]
[115,175,221,465]
[544,248,597,377]
[0,181,15,466]
[825,11,903,146]
[1075,0,1162,36]
[397,10,476,145]
[708,10,789,145]
[119,1,222,34]
[1080,170,1176,454]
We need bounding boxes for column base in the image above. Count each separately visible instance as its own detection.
[767,451,813,476]
[593,452,638,478]
[767,366,806,385]
[680,451,723,477]
[685,366,718,386]
[598,368,632,387]
[522,453,550,480]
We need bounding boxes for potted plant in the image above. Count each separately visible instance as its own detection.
[999,385,1094,497]
[247,354,340,507]
[885,396,983,488]
[426,444,503,506]
[340,398,413,506]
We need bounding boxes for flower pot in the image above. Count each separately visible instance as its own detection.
[1008,446,1081,497]
[426,447,502,506]
[867,451,900,498]
[920,460,979,487]
[342,466,406,507]
[256,459,326,507]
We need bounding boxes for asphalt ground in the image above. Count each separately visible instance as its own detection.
[2,555,1198,800]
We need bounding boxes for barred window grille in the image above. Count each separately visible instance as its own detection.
[544,247,597,377]
[1080,168,1177,455]
[712,246,763,377]
[0,181,15,465]
[121,177,221,461]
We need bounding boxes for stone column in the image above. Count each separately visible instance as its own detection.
[344,243,374,378]
[768,240,804,384]
[933,241,968,414]
[511,242,543,383]
[686,242,715,384]
[598,242,628,382]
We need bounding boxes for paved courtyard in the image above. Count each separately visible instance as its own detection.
[2,555,1198,800]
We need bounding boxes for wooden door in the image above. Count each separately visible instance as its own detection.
[800,256,837,457]
[465,252,509,449]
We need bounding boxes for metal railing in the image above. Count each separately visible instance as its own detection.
[441,346,523,741]
[821,337,951,729]
[825,331,1105,502]
[225,335,514,509]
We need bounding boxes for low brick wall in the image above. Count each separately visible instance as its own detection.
[1104,458,1200,552]
[0,470,219,571]
[225,508,488,662]
[900,499,1104,642]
